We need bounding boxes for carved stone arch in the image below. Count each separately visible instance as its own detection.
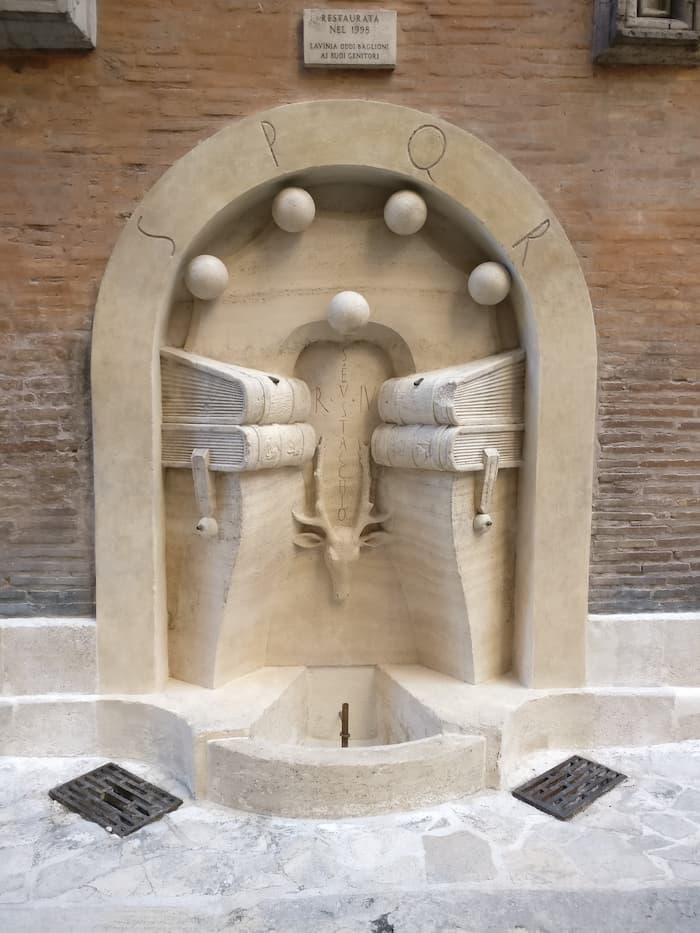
[92,100,596,693]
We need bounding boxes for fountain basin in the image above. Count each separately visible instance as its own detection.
[251,665,445,748]
[204,665,485,817]
[0,662,695,819]
[208,732,485,818]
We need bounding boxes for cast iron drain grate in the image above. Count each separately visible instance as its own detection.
[512,755,627,821]
[49,762,183,836]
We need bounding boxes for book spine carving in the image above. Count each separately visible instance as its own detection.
[162,424,316,472]
[160,347,315,472]
[161,347,311,425]
[378,349,525,426]
[371,424,522,472]
[372,350,525,473]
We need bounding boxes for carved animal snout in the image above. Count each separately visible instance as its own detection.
[293,526,391,601]
[325,542,355,603]
[292,441,391,601]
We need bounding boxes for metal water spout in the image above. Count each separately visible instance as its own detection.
[339,703,349,748]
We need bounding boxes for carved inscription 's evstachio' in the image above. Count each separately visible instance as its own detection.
[293,340,393,600]
[294,340,392,525]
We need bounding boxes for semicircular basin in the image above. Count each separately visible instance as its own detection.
[206,665,486,817]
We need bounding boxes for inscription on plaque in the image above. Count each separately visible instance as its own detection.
[303,9,397,69]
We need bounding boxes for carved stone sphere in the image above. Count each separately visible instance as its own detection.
[473,513,494,533]
[327,291,370,335]
[384,190,428,236]
[272,187,316,233]
[184,255,229,301]
[467,261,512,306]
[195,517,218,537]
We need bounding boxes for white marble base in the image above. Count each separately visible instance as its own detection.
[1,611,699,817]
[0,618,96,696]
[4,610,698,699]
[588,612,700,687]
[0,662,699,818]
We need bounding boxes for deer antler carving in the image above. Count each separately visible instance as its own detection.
[293,441,391,601]
[291,440,333,537]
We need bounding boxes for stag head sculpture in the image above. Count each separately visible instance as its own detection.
[293,441,391,601]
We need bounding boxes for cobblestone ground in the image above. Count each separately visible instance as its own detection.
[1,742,699,932]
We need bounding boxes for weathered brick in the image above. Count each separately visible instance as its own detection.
[0,0,698,617]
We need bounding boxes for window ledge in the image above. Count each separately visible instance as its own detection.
[0,0,96,50]
[593,0,700,64]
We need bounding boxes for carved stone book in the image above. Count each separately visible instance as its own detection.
[161,347,311,425]
[371,423,523,472]
[162,423,316,471]
[377,349,525,426]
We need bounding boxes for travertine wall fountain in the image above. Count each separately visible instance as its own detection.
[74,100,607,816]
[3,99,692,820]
[92,101,596,696]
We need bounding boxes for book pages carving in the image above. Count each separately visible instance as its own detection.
[162,423,316,472]
[378,349,525,426]
[161,348,311,425]
[371,424,522,472]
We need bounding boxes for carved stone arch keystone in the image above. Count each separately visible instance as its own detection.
[92,100,596,693]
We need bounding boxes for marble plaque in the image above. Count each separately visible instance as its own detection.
[303,9,397,69]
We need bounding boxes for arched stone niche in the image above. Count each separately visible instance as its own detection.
[92,100,596,694]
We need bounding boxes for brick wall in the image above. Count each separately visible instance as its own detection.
[1,0,698,616]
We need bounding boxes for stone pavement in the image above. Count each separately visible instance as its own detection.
[1,742,699,932]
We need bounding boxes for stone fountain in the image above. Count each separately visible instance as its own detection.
[6,102,683,820]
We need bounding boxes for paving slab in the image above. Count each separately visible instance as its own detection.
[0,742,699,931]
